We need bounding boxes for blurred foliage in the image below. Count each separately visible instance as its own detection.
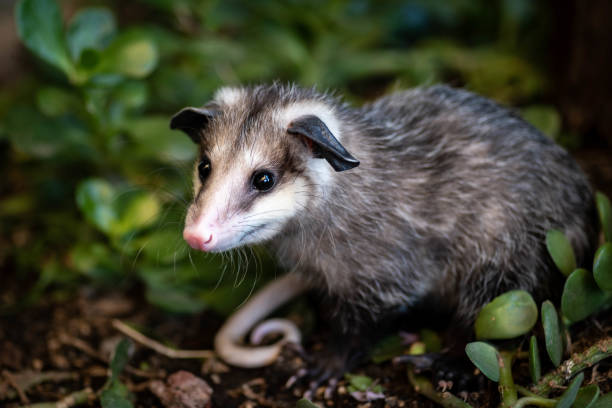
[1,0,570,313]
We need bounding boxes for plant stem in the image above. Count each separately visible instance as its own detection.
[407,369,474,408]
[498,351,518,408]
[531,337,612,396]
[516,385,542,398]
[511,396,557,408]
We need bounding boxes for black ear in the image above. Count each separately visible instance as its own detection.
[170,106,218,143]
[287,115,359,172]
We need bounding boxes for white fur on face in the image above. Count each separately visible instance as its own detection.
[214,87,246,106]
[186,147,309,252]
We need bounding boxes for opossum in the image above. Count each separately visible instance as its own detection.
[171,83,598,380]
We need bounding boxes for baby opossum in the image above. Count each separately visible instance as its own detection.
[171,84,598,379]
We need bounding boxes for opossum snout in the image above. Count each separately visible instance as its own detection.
[183,227,216,252]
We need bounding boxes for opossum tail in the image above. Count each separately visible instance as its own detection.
[214,273,308,367]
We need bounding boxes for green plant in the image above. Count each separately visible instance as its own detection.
[411,192,612,407]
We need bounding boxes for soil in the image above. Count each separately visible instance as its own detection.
[1,148,612,408]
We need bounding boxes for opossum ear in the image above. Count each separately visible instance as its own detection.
[170,106,218,143]
[287,115,360,172]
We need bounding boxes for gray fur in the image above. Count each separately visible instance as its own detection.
[182,83,598,334]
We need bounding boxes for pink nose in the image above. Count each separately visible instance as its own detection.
[183,229,214,251]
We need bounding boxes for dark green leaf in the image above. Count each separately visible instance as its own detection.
[541,300,562,366]
[100,381,133,408]
[4,105,91,158]
[69,243,123,284]
[528,335,541,383]
[573,384,600,408]
[561,269,608,324]
[15,0,74,76]
[556,372,584,408]
[593,243,612,291]
[546,229,576,276]
[592,392,612,408]
[67,7,116,61]
[596,192,612,242]
[474,290,538,339]
[36,87,79,117]
[465,342,500,382]
[79,48,101,70]
[110,338,131,380]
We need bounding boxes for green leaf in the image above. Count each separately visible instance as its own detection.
[296,399,319,408]
[36,87,79,117]
[465,342,500,382]
[100,31,158,78]
[344,373,383,394]
[573,385,600,408]
[528,335,541,383]
[541,300,562,366]
[561,269,608,324]
[15,0,75,76]
[474,290,538,339]
[75,179,118,234]
[138,228,188,264]
[66,7,116,61]
[593,243,612,291]
[345,374,374,392]
[592,392,612,408]
[111,191,161,236]
[596,192,612,242]
[4,105,91,158]
[69,243,123,284]
[125,116,196,163]
[110,338,131,380]
[546,229,576,276]
[556,372,584,408]
[100,381,133,408]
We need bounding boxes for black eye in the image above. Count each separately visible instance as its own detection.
[198,157,211,182]
[251,171,275,192]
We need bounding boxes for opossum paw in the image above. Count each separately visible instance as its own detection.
[285,350,351,399]
[431,354,485,392]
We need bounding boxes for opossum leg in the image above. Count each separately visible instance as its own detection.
[292,303,377,397]
[214,273,308,368]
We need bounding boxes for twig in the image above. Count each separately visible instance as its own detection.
[531,337,612,396]
[111,319,215,359]
[407,369,474,408]
[3,370,29,404]
[19,387,93,408]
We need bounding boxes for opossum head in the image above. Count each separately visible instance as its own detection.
[171,85,359,252]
